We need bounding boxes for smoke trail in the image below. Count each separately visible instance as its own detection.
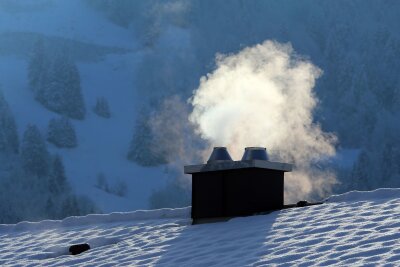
[189,40,337,202]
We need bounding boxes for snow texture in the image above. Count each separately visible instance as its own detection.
[1,189,400,266]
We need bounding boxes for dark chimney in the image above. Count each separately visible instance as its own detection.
[185,147,292,224]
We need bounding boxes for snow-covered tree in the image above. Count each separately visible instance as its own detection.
[127,107,168,166]
[95,173,128,197]
[349,151,371,191]
[28,40,86,120]
[112,180,128,197]
[45,154,75,219]
[20,124,50,177]
[60,195,98,218]
[47,154,69,195]
[47,116,78,148]
[61,195,81,217]
[0,90,19,154]
[40,53,86,120]
[93,97,111,118]
[95,172,109,192]
[45,154,98,219]
[149,180,190,209]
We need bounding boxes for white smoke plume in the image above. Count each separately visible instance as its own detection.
[189,40,337,202]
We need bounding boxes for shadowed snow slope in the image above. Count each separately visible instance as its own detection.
[1,188,400,266]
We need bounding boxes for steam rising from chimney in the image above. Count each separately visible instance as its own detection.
[189,40,337,202]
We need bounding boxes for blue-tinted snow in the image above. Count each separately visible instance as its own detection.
[1,189,400,266]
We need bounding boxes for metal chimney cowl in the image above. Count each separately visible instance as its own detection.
[207,147,233,163]
[241,147,269,161]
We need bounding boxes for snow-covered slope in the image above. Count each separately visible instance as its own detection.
[0,0,134,48]
[1,189,400,266]
[0,0,167,213]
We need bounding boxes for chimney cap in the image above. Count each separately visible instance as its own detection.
[242,147,269,161]
[207,147,233,163]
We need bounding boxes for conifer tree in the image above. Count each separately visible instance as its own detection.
[62,58,86,120]
[127,108,168,166]
[45,197,56,219]
[20,124,50,177]
[0,90,19,154]
[350,151,371,191]
[61,195,81,217]
[48,154,69,195]
[46,154,72,219]
[30,50,86,120]
[47,117,78,148]
[93,97,111,118]
[43,54,86,120]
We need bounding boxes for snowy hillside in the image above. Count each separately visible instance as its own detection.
[1,188,400,266]
[0,0,169,216]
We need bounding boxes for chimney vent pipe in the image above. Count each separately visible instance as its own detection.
[207,147,233,163]
[241,147,269,161]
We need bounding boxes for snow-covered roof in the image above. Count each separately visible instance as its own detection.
[1,189,400,266]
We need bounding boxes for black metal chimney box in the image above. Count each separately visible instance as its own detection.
[185,147,292,224]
